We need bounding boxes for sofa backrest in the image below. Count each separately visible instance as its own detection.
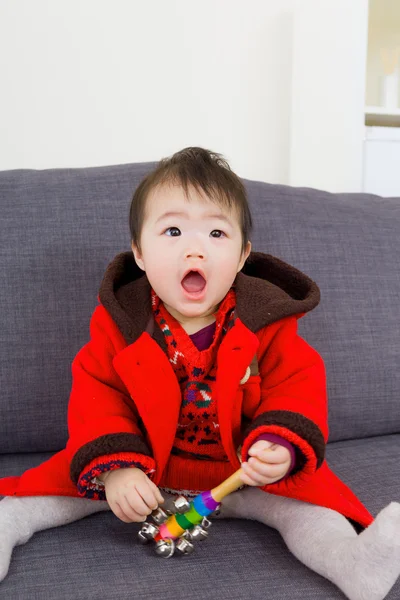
[0,163,399,453]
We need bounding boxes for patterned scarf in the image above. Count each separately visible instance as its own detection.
[152,288,236,461]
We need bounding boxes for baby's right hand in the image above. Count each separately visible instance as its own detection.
[102,468,164,523]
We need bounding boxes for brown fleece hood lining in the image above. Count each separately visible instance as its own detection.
[98,251,321,347]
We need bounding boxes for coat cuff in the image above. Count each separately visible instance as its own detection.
[242,410,325,475]
[69,432,153,488]
[76,451,156,500]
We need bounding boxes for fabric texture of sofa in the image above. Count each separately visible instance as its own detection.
[0,162,399,599]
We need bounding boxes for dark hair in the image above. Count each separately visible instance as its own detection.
[129,146,252,254]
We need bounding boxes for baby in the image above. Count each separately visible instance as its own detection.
[1,147,400,600]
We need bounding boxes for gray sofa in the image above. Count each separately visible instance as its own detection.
[0,162,399,599]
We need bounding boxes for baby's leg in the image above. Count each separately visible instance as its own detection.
[216,487,400,600]
[0,495,110,582]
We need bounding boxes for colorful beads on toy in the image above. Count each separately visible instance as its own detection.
[194,490,220,515]
[157,519,185,541]
[154,490,221,541]
[139,468,244,555]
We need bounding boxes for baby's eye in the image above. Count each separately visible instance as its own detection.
[210,230,225,238]
[164,227,181,236]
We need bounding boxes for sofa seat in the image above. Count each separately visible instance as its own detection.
[1,434,399,599]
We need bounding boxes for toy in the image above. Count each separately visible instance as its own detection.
[138,467,244,557]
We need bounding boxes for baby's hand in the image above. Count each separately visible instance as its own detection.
[240,440,292,486]
[102,468,164,523]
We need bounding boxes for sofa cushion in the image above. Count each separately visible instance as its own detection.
[0,165,398,452]
[247,181,400,442]
[0,163,156,453]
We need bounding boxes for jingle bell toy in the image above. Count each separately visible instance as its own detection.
[138,467,244,557]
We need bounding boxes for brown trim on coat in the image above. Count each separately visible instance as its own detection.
[235,252,321,333]
[243,410,326,470]
[98,250,321,347]
[70,433,152,484]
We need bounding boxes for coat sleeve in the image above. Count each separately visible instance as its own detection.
[65,306,156,499]
[240,315,328,485]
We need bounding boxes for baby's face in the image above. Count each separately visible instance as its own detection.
[132,183,251,324]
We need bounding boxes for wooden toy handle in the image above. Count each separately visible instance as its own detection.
[209,468,244,503]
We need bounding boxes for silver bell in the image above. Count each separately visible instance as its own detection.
[175,537,195,554]
[151,507,169,524]
[138,530,150,544]
[188,525,209,541]
[173,495,191,514]
[201,517,212,529]
[155,537,175,558]
[137,522,159,543]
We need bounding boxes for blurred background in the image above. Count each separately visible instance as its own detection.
[0,0,398,195]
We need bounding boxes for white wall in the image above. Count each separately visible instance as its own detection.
[289,0,369,193]
[0,1,371,192]
[0,0,294,183]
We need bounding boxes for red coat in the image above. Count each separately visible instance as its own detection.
[0,251,374,531]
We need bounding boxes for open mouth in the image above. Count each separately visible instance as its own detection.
[181,269,207,294]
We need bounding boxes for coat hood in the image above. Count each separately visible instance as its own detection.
[98,251,320,347]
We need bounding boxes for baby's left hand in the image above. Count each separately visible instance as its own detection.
[240,440,292,486]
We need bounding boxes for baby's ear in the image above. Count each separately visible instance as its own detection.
[131,243,145,271]
[238,240,252,272]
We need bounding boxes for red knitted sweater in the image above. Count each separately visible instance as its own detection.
[152,287,236,462]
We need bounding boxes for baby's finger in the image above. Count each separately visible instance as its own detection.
[256,446,290,464]
[113,501,134,523]
[125,488,154,517]
[248,440,274,455]
[149,480,165,504]
[138,482,160,512]
[117,497,147,522]
[248,457,284,478]
[239,468,264,487]
[241,462,268,486]
[240,472,261,487]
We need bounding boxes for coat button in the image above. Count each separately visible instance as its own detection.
[240,366,251,385]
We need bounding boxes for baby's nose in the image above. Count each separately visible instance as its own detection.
[185,250,204,259]
[185,246,205,259]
